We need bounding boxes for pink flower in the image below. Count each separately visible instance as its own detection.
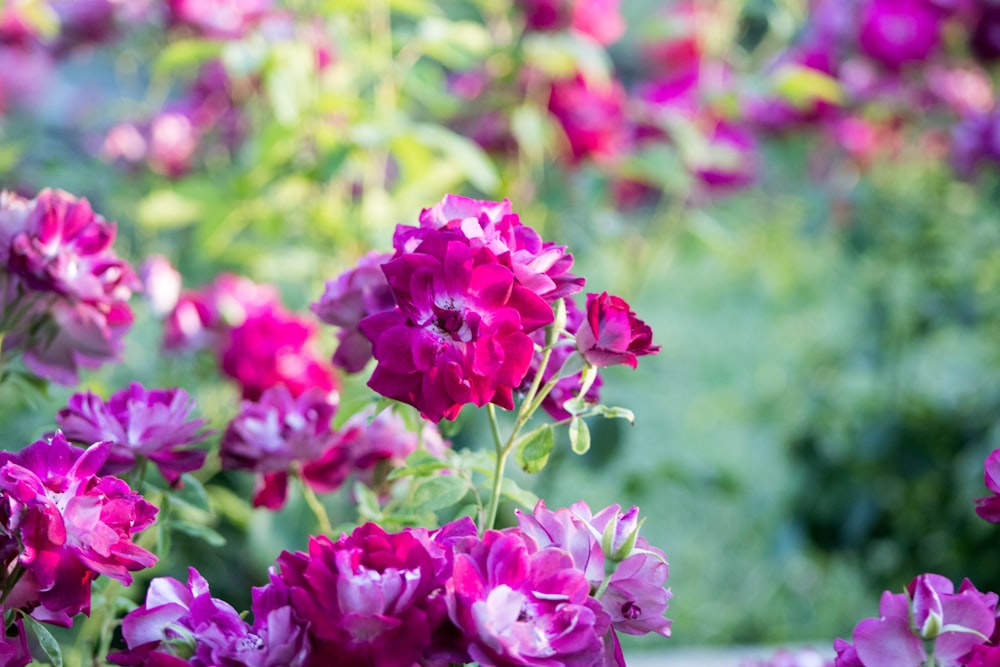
[360,229,554,422]
[858,0,943,69]
[446,528,611,667]
[516,0,625,45]
[517,500,672,638]
[834,574,998,666]
[163,273,279,353]
[0,189,139,384]
[221,302,337,401]
[548,75,631,165]
[413,195,584,302]
[56,382,210,486]
[575,292,660,369]
[0,433,157,626]
[311,251,396,373]
[109,567,310,667]
[975,448,1000,522]
[219,385,344,510]
[167,0,273,39]
[268,519,477,666]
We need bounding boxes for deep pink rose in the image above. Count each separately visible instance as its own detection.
[575,292,660,369]
[360,229,553,422]
[0,433,157,626]
[268,519,477,667]
[975,448,1000,522]
[57,382,210,486]
[548,75,631,165]
[221,303,337,401]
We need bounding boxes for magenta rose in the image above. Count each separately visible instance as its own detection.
[360,228,553,422]
[56,382,210,486]
[548,74,631,165]
[446,528,611,667]
[858,0,943,69]
[575,292,660,369]
[975,448,1000,522]
[0,433,158,626]
[267,518,476,667]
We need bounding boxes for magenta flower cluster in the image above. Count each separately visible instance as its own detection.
[0,189,139,384]
[314,194,659,423]
[112,503,671,667]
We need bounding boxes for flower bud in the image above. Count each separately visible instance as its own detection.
[601,505,642,562]
[911,575,944,639]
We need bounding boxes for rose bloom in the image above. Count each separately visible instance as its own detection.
[0,189,139,385]
[576,292,660,369]
[516,501,672,639]
[360,228,553,422]
[265,518,477,667]
[0,433,158,626]
[516,0,625,45]
[411,194,583,302]
[975,448,1000,522]
[834,573,998,667]
[56,382,210,486]
[220,302,337,401]
[109,567,310,667]
[447,528,612,667]
[219,385,343,510]
[548,74,632,166]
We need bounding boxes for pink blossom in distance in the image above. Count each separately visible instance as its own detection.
[220,385,342,510]
[858,0,943,69]
[56,382,209,486]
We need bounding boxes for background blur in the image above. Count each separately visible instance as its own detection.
[4,0,1000,654]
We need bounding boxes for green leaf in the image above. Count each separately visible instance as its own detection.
[23,615,62,667]
[354,482,382,521]
[591,405,636,425]
[417,17,493,69]
[514,425,555,473]
[569,418,591,455]
[522,32,611,86]
[370,396,396,423]
[170,520,226,547]
[412,475,471,512]
[170,474,211,512]
[157,520,172,557]
[500,478,540,510]
[388,450,451,480]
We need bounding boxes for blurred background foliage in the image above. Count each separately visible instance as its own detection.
[5,0,1000,655]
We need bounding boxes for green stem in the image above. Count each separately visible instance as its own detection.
[593,571,613,601]
[299,475,335,536]
[483,404,509,533]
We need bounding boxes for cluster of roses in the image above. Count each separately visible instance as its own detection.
[312,194,657,424]
[108,501,670,667]
[2,0,327,179]
[482,0,1000,206]
[0,188,138,385]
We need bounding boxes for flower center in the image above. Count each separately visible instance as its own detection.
[622,601,642,620]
